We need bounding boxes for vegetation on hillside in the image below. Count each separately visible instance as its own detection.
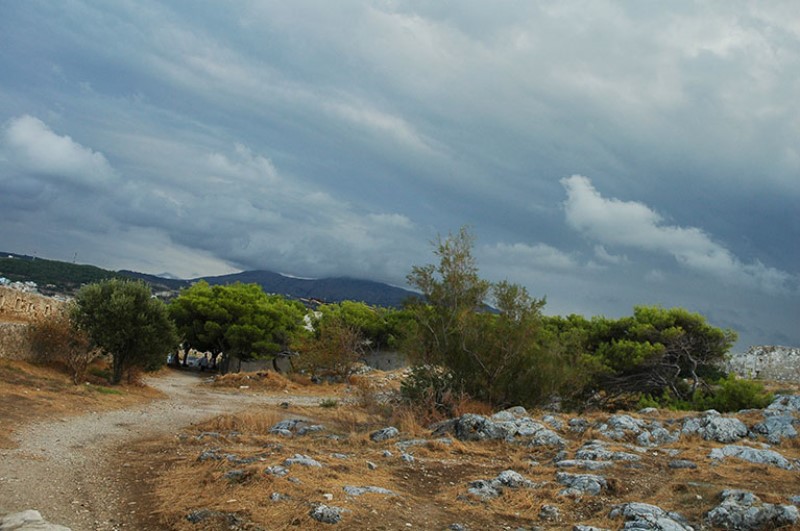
[0,255,120,294]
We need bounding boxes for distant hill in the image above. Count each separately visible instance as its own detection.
[0,252,419,308]
[199,270,419,308]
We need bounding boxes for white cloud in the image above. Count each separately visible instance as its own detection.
[561,175,794,293]
[483,242,579,272]
[594,245,627,265]
[1,115,116,187]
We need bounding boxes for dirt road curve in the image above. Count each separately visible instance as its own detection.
[0,370,324,530]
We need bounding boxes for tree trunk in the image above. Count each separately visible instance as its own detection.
[111,353,125,385]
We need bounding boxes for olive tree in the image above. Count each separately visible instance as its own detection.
[71,279,178,384]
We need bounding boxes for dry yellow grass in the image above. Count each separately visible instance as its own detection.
[0,359,163,448]
[118,378,800,530]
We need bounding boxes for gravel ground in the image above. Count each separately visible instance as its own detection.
[0,370,330,530]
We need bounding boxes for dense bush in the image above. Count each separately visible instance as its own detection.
[638,375,773,412]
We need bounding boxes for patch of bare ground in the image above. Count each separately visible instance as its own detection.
[0,359,163,448]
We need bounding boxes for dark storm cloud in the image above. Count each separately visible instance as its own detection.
[1,0,798,348]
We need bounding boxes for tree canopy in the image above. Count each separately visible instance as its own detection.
[169,281,307,372]
[71,279,177,384]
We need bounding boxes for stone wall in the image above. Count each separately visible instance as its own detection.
[726,346,800,382]
[0,322,31,360]
[0,286,63,323]
[0,287,65,361]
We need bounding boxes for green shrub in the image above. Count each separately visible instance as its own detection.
[400,365,460,415]
[319,398,339,408]
[702,375,773,412]
[638,375,773,412]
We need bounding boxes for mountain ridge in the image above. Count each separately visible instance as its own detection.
[1,252,418,308]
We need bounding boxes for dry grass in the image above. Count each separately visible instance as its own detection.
[0,359,163,448]
[114,377,800,530]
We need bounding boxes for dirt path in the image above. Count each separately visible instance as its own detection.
[0,370,329,530]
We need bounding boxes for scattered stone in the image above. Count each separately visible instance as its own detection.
[197,449,223,462]
[370,426,400,442]
[432,413,565,447]
[223,469,250,483]
[186,509,243,527]
[322,493,334,501]
[609,502,693,530]
[766,394,800,414]
[367,461,378,470]
[284,454,323,468]
[709,445,793,470]
[542,415,564,430]
[556,472,607,497]
[467,470,536,500]
[706,489,799,529]
[790,495,800,505]
[270,492,289,502]
[599,414,647,440]
[539,505,561,522]
[0,510,71,531]
[449,524,467,531]
[309,504,347,525]
[681,411,748,443]
[196,431,222,440]
[637,425,680,447]
[569,418,590,433]
[556,459,614,471]
[573,526,610,531]
[382,450,393,458]
[575,441,641,462]
[668,460,698,470]
[751,414,798,444]
[297,425,325,436]
[331,453,350,459]
[343,485,396,497]
[264,465,289,476]
[401,453,415,463]
[638,407,659,415]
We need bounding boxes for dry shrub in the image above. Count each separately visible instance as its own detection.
[26,310,98,384]
[198,410,284,434]
[212,370,300,391]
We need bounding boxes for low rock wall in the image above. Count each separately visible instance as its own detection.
[0,322,32,361]
[726,346,800,382]
[0,286,63,323]
[0,287,65,361]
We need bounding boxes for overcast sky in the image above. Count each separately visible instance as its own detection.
[1,1,798,350]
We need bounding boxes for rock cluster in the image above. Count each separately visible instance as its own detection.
[706,490,799,529]
[0,511,71,531]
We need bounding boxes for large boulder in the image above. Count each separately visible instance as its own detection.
[0,511,71,531]
[708,445,793,470]
[609,502,694,530]
[751,414,798,444]
[681,411,748,443]
[432,413,564,447]
[557,472,607,497]
[706,489,799,529]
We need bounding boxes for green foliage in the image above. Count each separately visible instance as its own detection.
[71,279,178,384]
[405,228,588,409]
[319,398,339,408]
[638,375,773,412]
[0,256,119,294]
[543,306,737,404]
[169,282,307,372]
[313,301,412,352]
[400,365,460,415]
[293,315,365,379]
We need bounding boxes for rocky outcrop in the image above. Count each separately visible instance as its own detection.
[0,511,71,531]
[706,490,799,529]
[432,409,565,447]
[708,445,793,470]
[726,346,800,382]
[609,502,693,530]
[681,411,748,443]
[466,470,536,499]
